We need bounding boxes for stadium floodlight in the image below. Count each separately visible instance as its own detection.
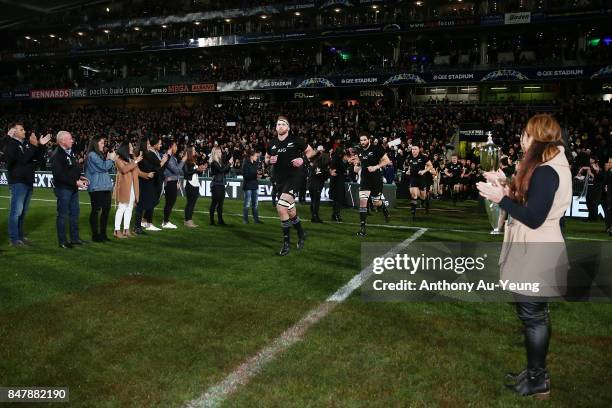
[161,25,167,28]
[77,32,84,36]
[106,7,110,12]
[372,4,378,8]
[416,1,423,6]
[24,36,31,39]
[523,86,541,90]
[490,87,507,90]
[294,12,301,16]
[334,8,341,13]
[225,19,231,23]
[260,15,267,19]
[103,29,110,34]
[49,34,55,38]
[195,21,201,25]
[432,88,447,92]
[134,27,140,31]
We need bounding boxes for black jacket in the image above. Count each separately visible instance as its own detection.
[242,159,259,190]
[211,160,230,186]
[4,137,45,185]
[139,150,165,194]
[50,147,81,191]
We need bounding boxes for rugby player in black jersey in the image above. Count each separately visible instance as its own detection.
[351,133,392,236]
[444,154,465,205]
[404,145,434,219]
[265,116,315,256]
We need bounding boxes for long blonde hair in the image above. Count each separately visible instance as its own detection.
[211,146,223,164]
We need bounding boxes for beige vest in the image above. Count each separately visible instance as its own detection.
[499,146,573,297]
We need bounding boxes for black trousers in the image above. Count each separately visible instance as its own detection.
[586,186,603,221]
[89,190,111,239]
[210,184,226,222]
[185,184,199,221]
[514,297,550,370]
[309,187,322,218]
[163,180,178,223]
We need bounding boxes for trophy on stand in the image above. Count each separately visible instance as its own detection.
[479,134,502,234]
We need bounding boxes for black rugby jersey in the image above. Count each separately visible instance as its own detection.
[356,144,385,176]
[268,134,307,177]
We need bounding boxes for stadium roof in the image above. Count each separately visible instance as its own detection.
[0,0,107,29]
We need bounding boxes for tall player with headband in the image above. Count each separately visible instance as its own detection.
[265,116,315,256]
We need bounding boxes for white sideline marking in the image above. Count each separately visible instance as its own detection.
[0,195,607,242]
[183,228,428,408]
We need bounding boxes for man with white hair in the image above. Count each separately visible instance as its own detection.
[50,131,89,249]
[4,122,51,246]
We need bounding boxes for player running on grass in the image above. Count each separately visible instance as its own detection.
[351,133,392,237]
[265,116,315,256]
[404,145,434,220]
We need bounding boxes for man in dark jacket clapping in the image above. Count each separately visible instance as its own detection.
[4,122,51,246]
[51,131,89,248]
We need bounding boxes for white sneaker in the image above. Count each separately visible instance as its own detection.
[490,228,502,235]
[142,222,150,228]
[162,222,177,229]
[145,224,162,231]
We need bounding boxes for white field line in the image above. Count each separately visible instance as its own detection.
[183,228,428,408]
[0,196,607,242]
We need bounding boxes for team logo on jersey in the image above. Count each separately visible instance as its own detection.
[287,143,294,147]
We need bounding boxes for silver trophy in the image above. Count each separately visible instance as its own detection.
[479,135,503,233]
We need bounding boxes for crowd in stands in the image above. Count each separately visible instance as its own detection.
[2,33,610,91]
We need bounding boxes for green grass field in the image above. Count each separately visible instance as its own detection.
[0,186,611,408]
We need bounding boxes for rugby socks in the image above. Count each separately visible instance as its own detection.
[381,202,390,219]
[281,219,291,244]
[359,207,368,225]
[290,216,304,239]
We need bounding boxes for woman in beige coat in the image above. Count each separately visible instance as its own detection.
[478,114,572,399]
[113,140,149,238]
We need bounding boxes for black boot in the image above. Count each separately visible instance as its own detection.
[278,241,290,256]
[356,224,367,237]
[410,200,417,221]
[297,231,306,250]
[382,204,390,223]
[505,367,550,385]
[506,368,550,399]
[425,197,430,214]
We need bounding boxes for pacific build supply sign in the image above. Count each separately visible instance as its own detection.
[86,86,146,97]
